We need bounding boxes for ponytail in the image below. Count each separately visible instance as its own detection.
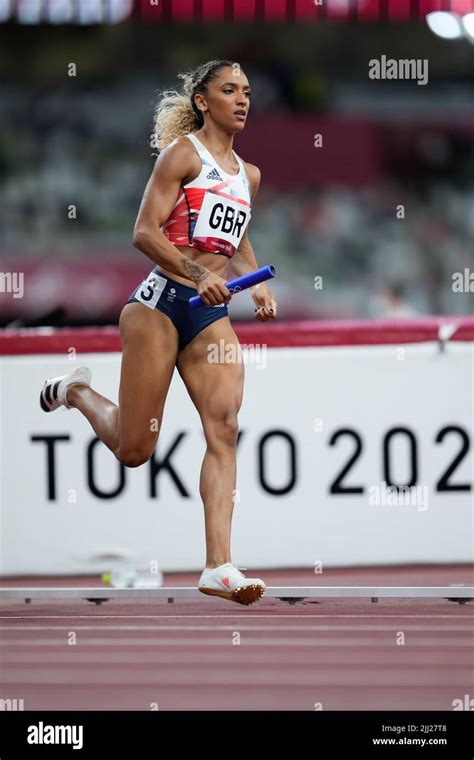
[152,90,201,153]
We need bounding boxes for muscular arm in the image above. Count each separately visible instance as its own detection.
[229,163,276,320]
[228,163,261,284]
[229,231,259,278]
[132,139,208,283]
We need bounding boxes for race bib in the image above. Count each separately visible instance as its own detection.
[191,191,251,256]
[134,270,167,309]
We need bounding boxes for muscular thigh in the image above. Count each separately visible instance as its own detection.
[118,302,179,451]
[176,317,244,425]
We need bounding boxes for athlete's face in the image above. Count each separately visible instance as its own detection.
[196,67,251,132]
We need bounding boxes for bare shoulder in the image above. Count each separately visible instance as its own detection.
[172,134,201,156]
[243,161,261,185]
[243,161,261,200]
[153,135,201,180]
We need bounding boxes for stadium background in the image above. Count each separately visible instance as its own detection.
[0,1,473,717]
[1,2,473,325]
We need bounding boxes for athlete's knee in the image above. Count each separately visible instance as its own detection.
[204,410,239,448]
[116,445,153,468]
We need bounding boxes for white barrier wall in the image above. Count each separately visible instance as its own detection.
[0,338,473,574]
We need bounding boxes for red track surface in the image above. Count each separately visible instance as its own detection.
[1,566,473,711]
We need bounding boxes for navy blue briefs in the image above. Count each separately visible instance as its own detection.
[125,267,229,352]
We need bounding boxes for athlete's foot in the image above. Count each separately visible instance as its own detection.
[198,562,265,605]
[40,366,92,412]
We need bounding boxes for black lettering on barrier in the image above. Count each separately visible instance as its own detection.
[149,433,189,497]
[329,429,364,494]
[383,427,417,488]
[435,425,471,492]
[31,435,70,501]
[87,438,125,498]
[258,430,297,495]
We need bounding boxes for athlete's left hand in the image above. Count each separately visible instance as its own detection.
[252,284,277,322]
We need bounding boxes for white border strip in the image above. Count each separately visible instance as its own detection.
[0,586,472,600]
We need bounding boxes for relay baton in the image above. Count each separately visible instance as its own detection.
[188,264,276,310]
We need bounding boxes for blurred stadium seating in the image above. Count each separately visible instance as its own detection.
[0,21,472,324]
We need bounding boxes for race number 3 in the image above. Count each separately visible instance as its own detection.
[135,271,167,309]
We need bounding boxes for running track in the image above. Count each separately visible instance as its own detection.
[1,566,473,711]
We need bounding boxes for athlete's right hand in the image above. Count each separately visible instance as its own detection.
[197,272,232,307]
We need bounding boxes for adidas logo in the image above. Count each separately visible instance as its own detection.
[221,577,231,588]
[206,168,222,181]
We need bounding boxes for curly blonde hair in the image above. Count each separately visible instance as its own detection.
[152,60,242,152]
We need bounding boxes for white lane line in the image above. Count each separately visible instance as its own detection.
[0,613,472,619]
[0,624,472,631]
[0,637,472,647]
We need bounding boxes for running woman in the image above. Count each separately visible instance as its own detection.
[40,60,277,605]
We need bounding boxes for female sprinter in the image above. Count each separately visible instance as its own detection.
[40,60,277,605]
